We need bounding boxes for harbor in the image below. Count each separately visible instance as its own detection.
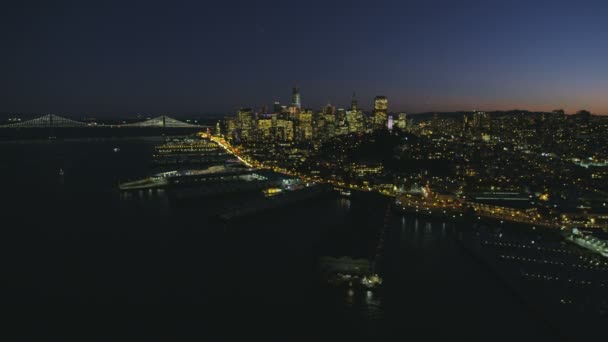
[110,135,607,340]
[4,137,600,341]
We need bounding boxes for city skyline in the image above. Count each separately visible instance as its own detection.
[2,0,608,115]
[0,86,603,119]
[4,1,608,340]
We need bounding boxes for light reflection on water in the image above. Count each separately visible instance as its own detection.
[338,198,351,210]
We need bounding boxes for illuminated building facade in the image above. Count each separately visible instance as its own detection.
[237,108,255,141]
[275,119,294,141]
[373,96,388,129]
[257,119,272,140]
[292,87,301,110]
[346,93,364,133]
[397,113,407,130]
[297,110,313,141]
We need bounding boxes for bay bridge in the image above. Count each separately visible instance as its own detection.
[0,114,212,138]
[0,114,206,128]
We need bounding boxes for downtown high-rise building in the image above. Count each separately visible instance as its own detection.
[297,110,313,141]
[257,118,273,140]
[237,108,255,141]
[346,92,364,133]
[373,96,388,129]
[397,113,407,130]
[275,119,294,141]
[292,87,301,110]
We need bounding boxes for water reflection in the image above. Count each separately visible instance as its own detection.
[338,198,351,210]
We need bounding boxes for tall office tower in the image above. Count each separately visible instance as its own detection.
[288,105,299,119]
[292,87,301,109]
[225,117,237,141]
[346,108,364,133]
[397,113,407,130]
[345,92,363,133]
[273,102,282,113]
[313,112,326,141]
[276,119,294,141]
[297,110,313,141]
[387,115,394,130]
[373,96,388,129]
[271,113,278,127]
[215,121,221,136]
[374,96,388,112]
[237,108,254,141]
[323,112,336,140]
[257,119,272,140]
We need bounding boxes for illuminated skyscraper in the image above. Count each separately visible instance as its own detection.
[346,93,364,134]
[373,96,388,129]
[320,111,336,140]
[397,113,407,130]
[237,108,254,141]
[276,119,294,141]
[292,87,301,110]
[257,119,272,140]
[374,96,387,112]
[297,110,313,141]
[225,117,237,139]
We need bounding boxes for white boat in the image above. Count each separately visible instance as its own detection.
[565,229,608,258]
[340,190,352,197]
[334,187,351,197]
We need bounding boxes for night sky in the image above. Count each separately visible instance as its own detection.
[1,0,607,116]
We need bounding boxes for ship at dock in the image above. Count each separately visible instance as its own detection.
[563,228,608,258]
[152,137,228,166]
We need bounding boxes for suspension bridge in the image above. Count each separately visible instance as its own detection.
[0,114,205,129]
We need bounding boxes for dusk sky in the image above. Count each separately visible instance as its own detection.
[1,0,608,116]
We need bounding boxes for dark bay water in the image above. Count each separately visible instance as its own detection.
[1,138,560,340]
